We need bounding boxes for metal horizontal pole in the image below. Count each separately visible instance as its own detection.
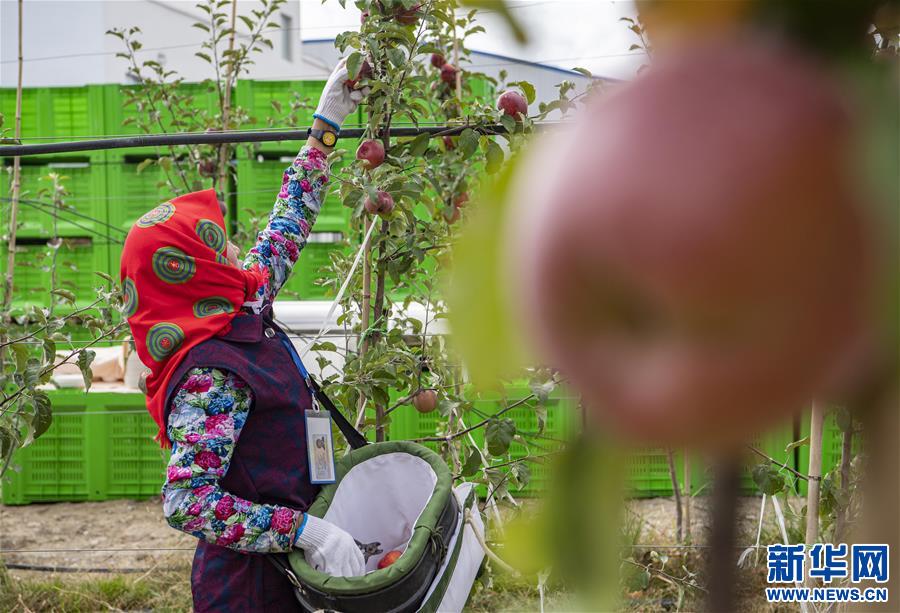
[0,124,510,157]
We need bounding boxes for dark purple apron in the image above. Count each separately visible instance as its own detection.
[165,306,319,612]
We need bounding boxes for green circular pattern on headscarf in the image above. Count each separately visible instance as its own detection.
[195,219,227,254]
[136,202,175,228]
[152,246,196,284]
[193,296,234,318]
[146,322,184,362]
[122,277,138,318]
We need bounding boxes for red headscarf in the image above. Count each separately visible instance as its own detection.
[120,190,266,445]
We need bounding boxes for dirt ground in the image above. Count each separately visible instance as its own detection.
[0,497,195,573]
[0,495,799,573]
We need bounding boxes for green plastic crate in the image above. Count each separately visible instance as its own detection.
[234,79,363,154]
[1,391,165,505]
[234,155,350,232]
[1,237,112,308]
[105,155,219,233]
[0,156,108,237]
[0,86,105,143]
[101,82,220,139]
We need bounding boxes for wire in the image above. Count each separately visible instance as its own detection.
[2,562,156,574]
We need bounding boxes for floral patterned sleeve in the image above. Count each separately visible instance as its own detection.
[242,145,330,311]
[162,368,303,553]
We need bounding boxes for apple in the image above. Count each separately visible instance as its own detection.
[431,53,445,68]
[453,192,468,208]
[444,206,461,224]
[440,63,459,85]
[504,39,873,448]
[198,159,217,178]
[442,135,455,150]
[364,190,395,216]
[412,388,438,413]
[378,550,403,569]
[346,60,372,89]
[356,140,385,171]
[395,3,421,25]
[497,90,528,121]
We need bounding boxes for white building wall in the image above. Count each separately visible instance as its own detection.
[1,0,318,87]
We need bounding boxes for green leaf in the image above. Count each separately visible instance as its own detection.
[622,562,651,591]
[511,461,531,489]
[751,463,786,496]
[485,139,504,174]
[571,66,593,78]
[408,133,430,157]
[94,271,115,284]
[51,289,76,305]
[458,128,479,160]
[77,349,96,392]
[513,81,535,104]
[461,447,481,477]
[485,417,516,456]
[785,436,810,453]
[346,51,363,80]
[31,391,52,441]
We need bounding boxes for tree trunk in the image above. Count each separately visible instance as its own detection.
[371,219,388,442]
[683,453,692,543]
[833,416,854,542]
[354,216,372,429]
[3,0,24,316]
[706,455,741,613]
[216,0,239,197]
[805,401,824,584]
[666,448,683,543]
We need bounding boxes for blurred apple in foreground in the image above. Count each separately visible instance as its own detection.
[504,38,873,447]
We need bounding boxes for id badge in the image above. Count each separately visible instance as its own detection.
[305,409,337,484]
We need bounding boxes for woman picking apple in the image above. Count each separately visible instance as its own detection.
[120,60,372,611]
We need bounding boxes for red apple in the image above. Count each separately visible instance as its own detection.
[431,53,445,68]
[440,63,458,85]
[412,389,437,413]
[378,550,403,569]
[497,90,528,121]
[453,192,468,208]
[198,159,217,178]
[395,4,421,25]
[356,140,385,171]
[444,206,461,224]
[364,190,395,216]
[442,135,455,150]
[505,39,872,448]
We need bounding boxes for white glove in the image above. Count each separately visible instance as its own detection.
[294,514,366,577]
[313,57,371,130]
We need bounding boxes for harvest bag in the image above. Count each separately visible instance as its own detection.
[272,349,485,612]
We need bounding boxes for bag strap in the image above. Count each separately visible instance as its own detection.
[277,331,368,449]
[308,375,369,450]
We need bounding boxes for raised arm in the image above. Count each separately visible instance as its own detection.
[241,59,368,309]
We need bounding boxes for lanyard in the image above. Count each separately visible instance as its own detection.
[278,333,318,409]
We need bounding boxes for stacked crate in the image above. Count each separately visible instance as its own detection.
[233,79,356,299]
[0,86,113,309]
[2,390,166,505]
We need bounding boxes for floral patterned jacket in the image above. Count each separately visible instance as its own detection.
[162,146,328,553]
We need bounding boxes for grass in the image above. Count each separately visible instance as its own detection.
[0,564,193,612]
